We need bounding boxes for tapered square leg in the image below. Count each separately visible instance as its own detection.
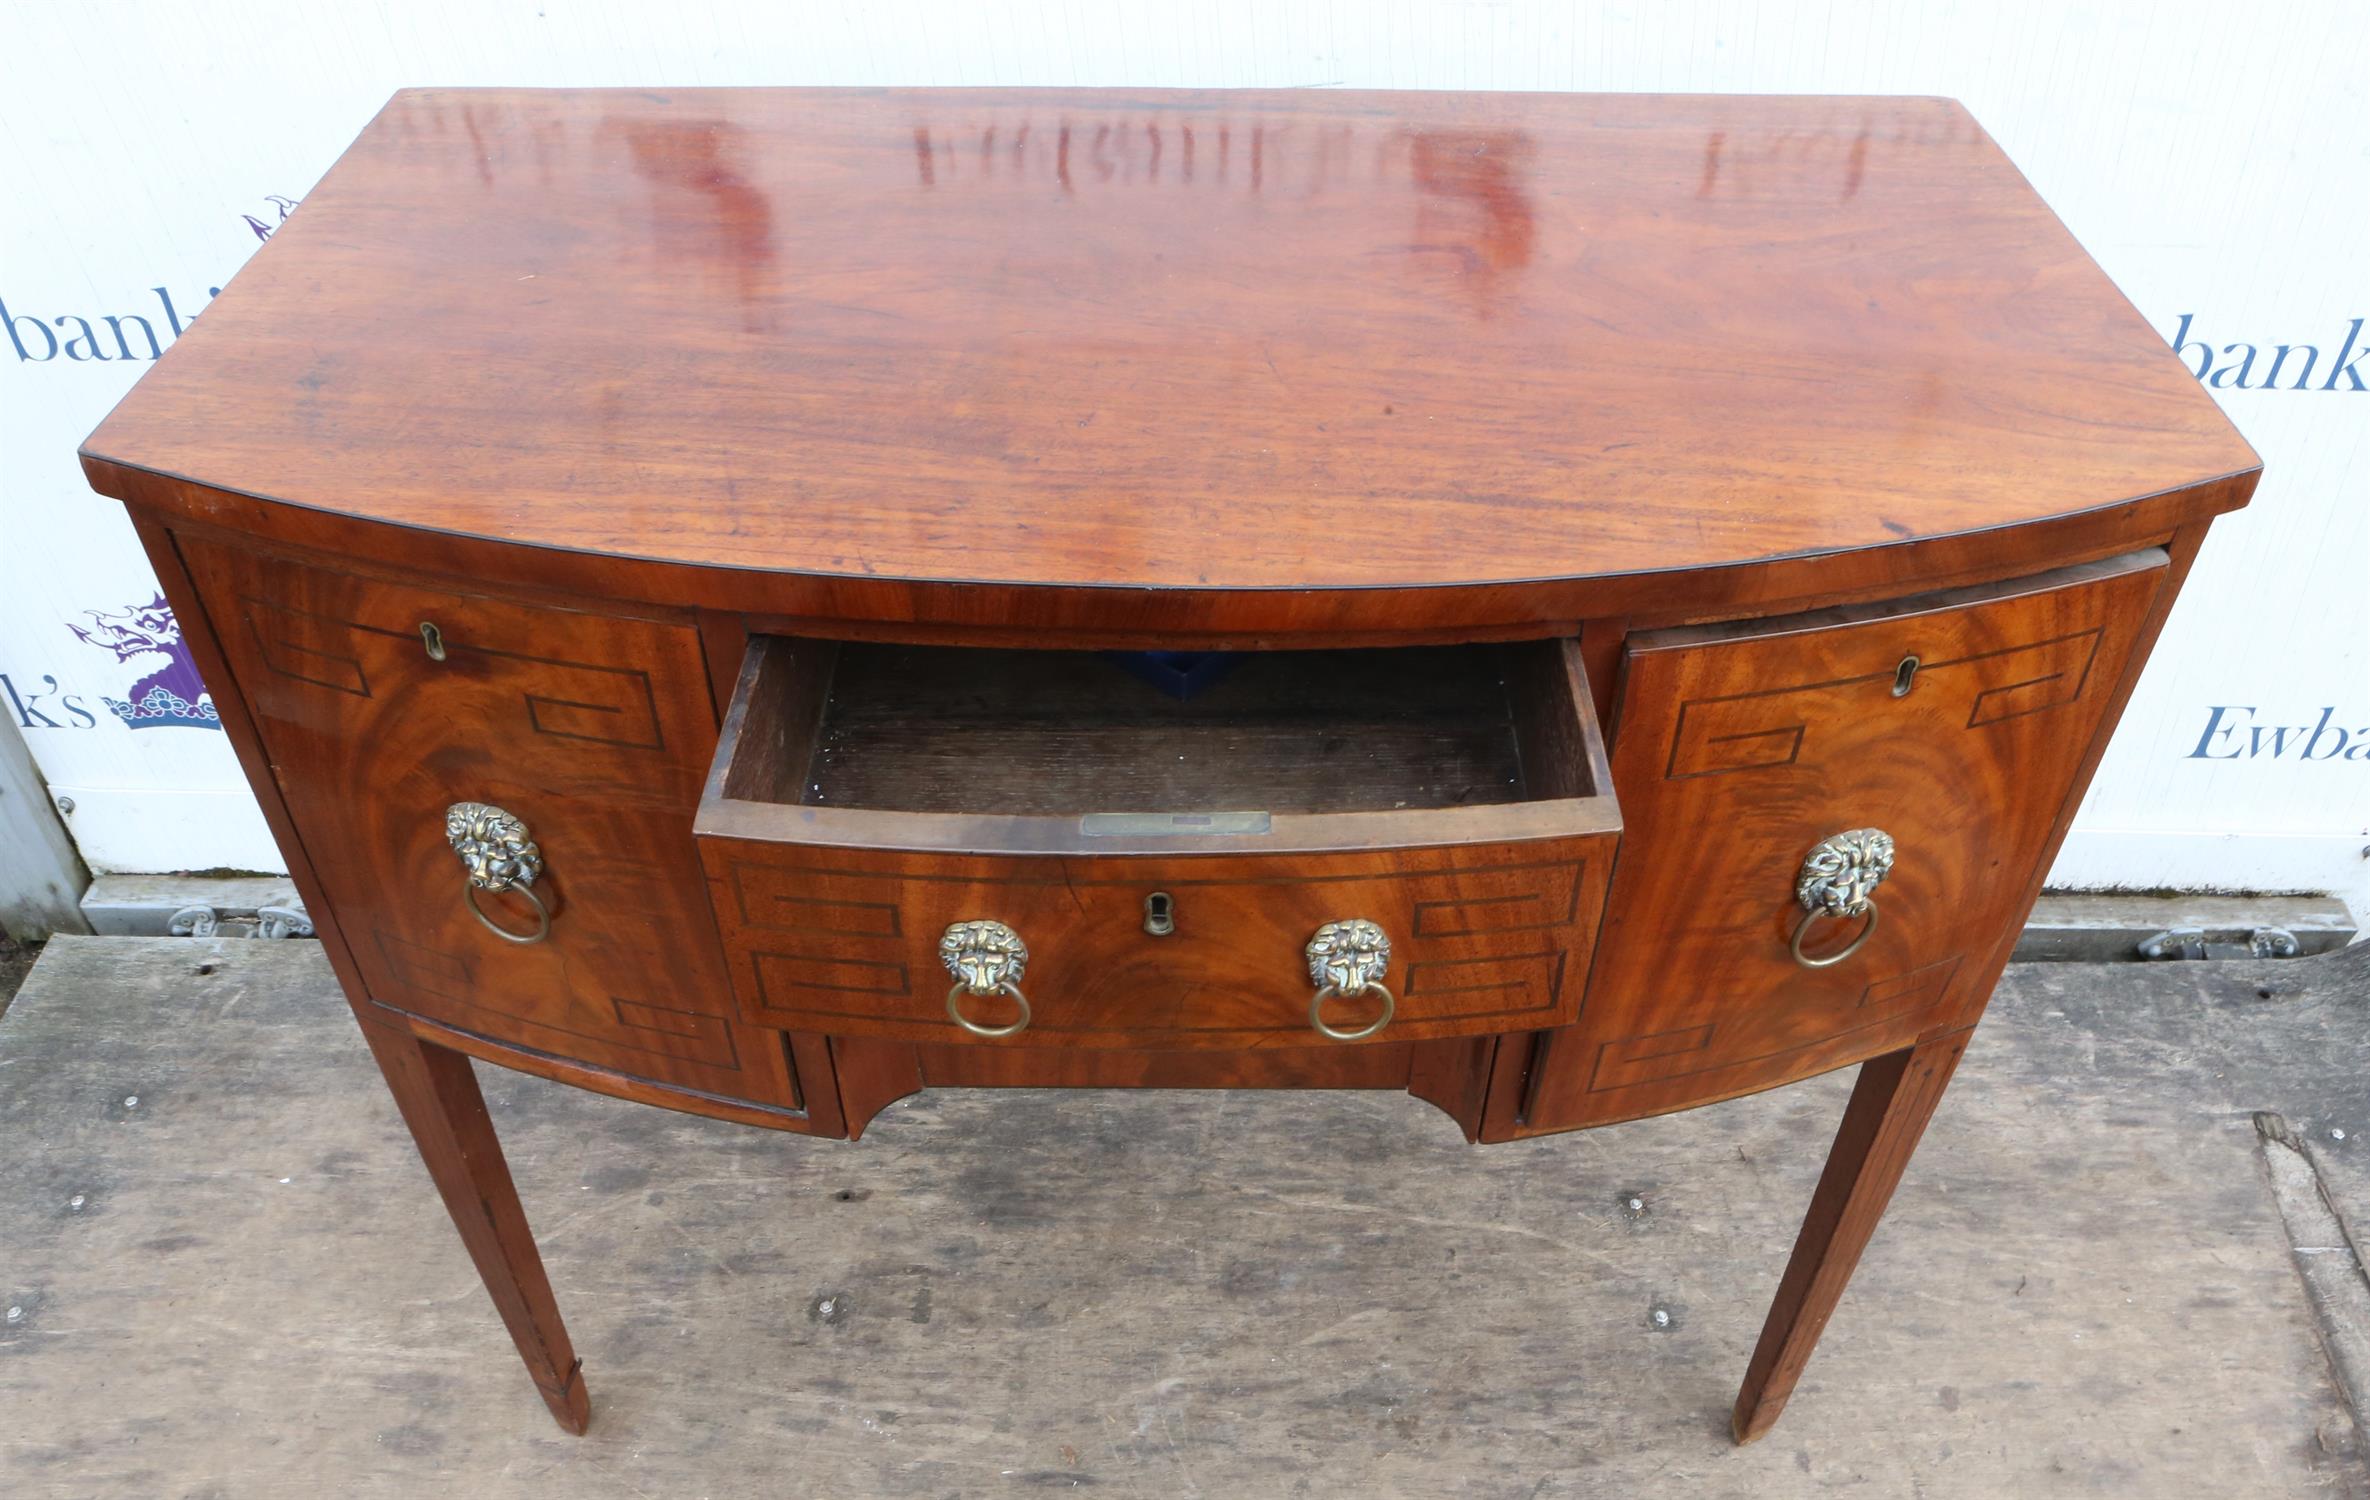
[1732,1026,1972,1443]
[361,1020,592,1434]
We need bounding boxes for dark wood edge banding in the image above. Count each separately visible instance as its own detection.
[83,455,2256,645]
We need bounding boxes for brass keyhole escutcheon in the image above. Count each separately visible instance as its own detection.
[1143,891,1175,936]
[1892,654,1919,697]
[420,620,448,662]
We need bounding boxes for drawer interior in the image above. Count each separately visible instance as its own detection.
[704,636,1614,853]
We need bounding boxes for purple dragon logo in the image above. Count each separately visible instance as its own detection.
[244,194,299,242]
[66,595,220,731]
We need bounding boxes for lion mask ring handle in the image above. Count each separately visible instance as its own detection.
[1790,828,1895,969]
[446,801,552,945]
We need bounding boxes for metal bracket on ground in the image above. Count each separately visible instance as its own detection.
[167,905,314,940]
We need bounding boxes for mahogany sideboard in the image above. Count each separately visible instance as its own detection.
[79,87,2257,1444]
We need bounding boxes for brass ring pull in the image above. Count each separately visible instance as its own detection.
[1790,901,1879,968]
[1305,918,1393,1042]
[1790,828,1895,970]
[945,978,1032,1038]
[446,801,552,946]
[939,920,1030,1039]
[465,880,552,945]
[1309,980,1396,1041]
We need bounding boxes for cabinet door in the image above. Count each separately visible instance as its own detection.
[177,536,809,1115]
[1489,551,2166,1137]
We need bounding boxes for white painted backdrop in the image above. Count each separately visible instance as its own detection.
[2,1,2363,905]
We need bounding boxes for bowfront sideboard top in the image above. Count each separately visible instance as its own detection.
[84,88,2252,633]
[79,88,2257,1445]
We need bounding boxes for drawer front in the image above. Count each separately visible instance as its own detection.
[1499,551,2168,1134]
[703,839,1612,1049]
[177,537,805,1110]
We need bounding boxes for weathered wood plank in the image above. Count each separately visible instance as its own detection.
[2,936,2362,1495]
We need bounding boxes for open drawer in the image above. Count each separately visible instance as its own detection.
[695,638,1621,1049]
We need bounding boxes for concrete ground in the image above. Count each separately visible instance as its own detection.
[3,937,2366,1498]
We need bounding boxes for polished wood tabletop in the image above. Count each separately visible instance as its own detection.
[84,88,2252,631]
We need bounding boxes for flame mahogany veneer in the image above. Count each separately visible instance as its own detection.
[81,87,2255,1445]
